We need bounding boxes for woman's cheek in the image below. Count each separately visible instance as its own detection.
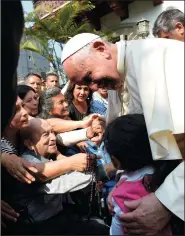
[11,113,21,126]
[24,105,30,114]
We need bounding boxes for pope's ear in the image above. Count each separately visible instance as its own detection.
[91,41,111,59]
[91,41,106,52]
[24,139,33,151]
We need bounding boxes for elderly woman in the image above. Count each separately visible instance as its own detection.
[1,96,100,234]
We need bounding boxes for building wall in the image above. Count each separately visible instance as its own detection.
[100,1,184,39]
[17,50,50,78]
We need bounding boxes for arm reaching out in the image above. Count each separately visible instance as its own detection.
[29,153,88,182]
[1,153,38,184]
[47,114,100,133]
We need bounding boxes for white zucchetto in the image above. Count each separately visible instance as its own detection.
[61,33,100,64]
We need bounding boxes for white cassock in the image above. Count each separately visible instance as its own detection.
[106,38,184,220]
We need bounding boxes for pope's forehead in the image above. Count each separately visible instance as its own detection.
[63,57,88,83]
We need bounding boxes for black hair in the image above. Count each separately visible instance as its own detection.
[104,114,154,171]
[17,85,36,100]
[2,1,24,134]
[104,114,181,189]
[24,73,42,81]
[65,81,92,107]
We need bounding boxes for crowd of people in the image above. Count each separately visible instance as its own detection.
[1,2,184,235]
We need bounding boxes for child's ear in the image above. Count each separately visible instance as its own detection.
[24,139,34,151]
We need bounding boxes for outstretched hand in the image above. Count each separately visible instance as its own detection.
[69,153,88,172]
[81,114,101,128]
[1,153,38,184]
[76,141,89,153]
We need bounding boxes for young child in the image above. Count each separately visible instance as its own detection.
[103,114,181,235]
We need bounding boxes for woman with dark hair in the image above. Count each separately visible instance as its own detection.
[65,82,92,121]
[17,85,38,117]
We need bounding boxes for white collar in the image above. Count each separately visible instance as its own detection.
[116,40,126,78]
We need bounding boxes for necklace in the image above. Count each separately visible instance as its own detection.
[85,152,97,220]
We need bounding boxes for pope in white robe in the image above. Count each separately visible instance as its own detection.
[106,38,184,220]
[61,33,184,222]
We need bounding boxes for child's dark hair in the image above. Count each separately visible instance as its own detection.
[103,114,181,188]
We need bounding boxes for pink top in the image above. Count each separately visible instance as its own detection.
[112,178,149,213]
[112,176,172,236]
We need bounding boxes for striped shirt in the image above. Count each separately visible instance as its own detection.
[1,137,18,155]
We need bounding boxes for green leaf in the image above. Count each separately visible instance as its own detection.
[20,41,42,54]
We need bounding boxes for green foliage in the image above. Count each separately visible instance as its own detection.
[24,0,97,43]
[21,0,114,80]
[20,40,41,54]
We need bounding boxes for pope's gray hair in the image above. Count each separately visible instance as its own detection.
[153,8,184,37]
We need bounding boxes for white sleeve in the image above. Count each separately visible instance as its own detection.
[127,39,184,161]
[56,128,88,146]
[155,162,184,220]
[42,171,92,194]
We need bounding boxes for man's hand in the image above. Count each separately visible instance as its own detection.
[1,153,38,184]
[69,153,88,172]
[76,141,88,153]
[1,200,19,228]
[120,193,171,235]
[91,117,105,134]
[86,125,103,145]
[81,114,100,128]
[86,127,95,139]
[90,132,103,146]
[90,116,105,145]
[85,116,105,145]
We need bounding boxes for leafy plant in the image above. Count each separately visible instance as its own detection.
[21,0,114,81]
